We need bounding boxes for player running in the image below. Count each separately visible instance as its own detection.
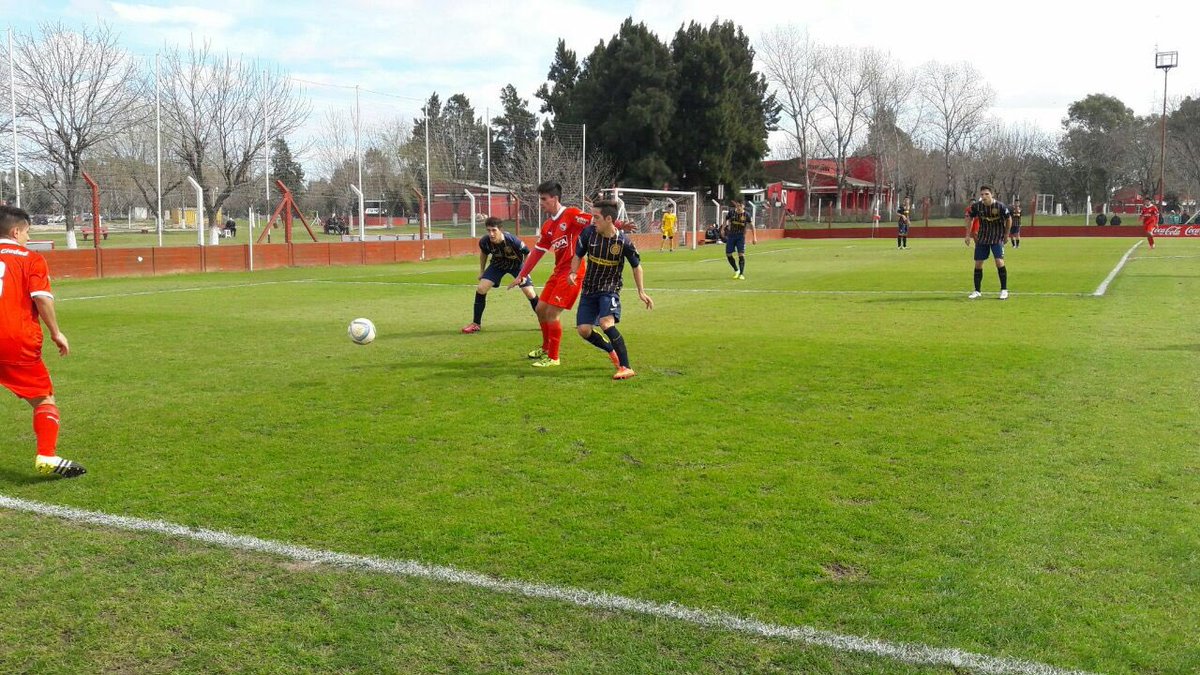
[1141,198,1160,249]
[0,205,85,478]
[964,185,1013,300]
[508,181,593,368]
[568,199,654,380]
[896,197,912,249]
[659,203,677,252]
[462,217,538,334]
[722,200,757,279]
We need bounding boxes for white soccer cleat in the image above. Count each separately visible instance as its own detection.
[999,290,1009,300]
[968,291,982,299]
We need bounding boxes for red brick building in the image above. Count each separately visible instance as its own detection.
[762,156,892,219]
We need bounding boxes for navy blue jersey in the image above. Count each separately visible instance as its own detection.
[575,225,640,295]
[725,209,752,234]
[896,205,911,224]
[968,200,1012,246]
[479,231,528,271]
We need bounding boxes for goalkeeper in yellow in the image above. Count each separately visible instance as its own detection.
[659,203,677,252]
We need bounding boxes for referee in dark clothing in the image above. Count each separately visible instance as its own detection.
[964,185,1013,300]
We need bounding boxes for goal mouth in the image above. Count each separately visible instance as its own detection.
[600,187,701,249]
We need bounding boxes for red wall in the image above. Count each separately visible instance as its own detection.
[41,231,789,280]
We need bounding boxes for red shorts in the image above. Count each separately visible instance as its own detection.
[1144,224,1156,233]
[0,361,54,399]
[540,273,584,310]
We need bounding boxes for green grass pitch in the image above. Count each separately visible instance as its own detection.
[1,237,1197,673]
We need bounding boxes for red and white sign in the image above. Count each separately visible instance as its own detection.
[1151,225,1200,237]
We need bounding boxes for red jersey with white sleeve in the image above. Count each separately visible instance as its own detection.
[1141,204,1160,230]
[534,205,593,280]
[0,239,54,365]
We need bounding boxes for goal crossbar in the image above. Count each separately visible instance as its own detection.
[603,188,701,250]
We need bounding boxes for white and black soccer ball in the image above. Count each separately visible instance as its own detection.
[347,318,376,345]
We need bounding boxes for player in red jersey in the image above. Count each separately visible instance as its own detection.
[1141,198,1160,249]
[0,205,85,477]
[507,181,593,368]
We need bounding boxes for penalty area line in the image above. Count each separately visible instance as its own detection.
[1093,240,1142,297]
[0,494,1094,675]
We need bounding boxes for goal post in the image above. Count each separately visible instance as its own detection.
[600,188,701,250]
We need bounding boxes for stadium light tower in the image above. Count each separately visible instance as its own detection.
[1155,50,1178,203]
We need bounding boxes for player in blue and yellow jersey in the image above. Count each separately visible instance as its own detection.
[896,197,912,249]
[568,199,654,380]
[964,185,1012,300]
[722,200,757,279]
[461,217,538,333]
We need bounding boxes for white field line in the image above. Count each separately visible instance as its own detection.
[0,494,1094,675]
[1093,241,1142,297]
[307,280,1086,298]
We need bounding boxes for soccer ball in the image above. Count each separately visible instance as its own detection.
[347,318,376,345]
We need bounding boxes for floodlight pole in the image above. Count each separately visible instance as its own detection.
[10,28,20,208]
[350,184,365,239]
[1155,51,1178,204]
[155,53,163,247]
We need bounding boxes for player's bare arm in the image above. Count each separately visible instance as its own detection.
[33,296,69,356]
[478,251,488,279]
[632,266,653,309]
[508,247,547,290]
[1004,215,1012,243]
[568,254,584,286]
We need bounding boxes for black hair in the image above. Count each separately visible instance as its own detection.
[536,181,563,198]
[0,204,32,238]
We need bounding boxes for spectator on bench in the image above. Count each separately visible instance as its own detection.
[223,217,237,238]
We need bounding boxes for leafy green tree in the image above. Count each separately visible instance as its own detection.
[535,39,581,134]
[1060,93,1138,205]
[668,20,778,197]
[270,137,306,200]
[491,84,538,168]
[570,18,676,186]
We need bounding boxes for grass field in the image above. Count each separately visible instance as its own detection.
[1,237,1198,673]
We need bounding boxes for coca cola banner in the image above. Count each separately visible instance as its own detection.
[1151,225,1200,237]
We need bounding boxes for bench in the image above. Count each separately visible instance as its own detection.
[80,227,110,240]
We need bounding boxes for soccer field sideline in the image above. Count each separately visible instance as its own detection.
[0,494,1095,675]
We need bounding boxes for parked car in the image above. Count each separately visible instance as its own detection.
[31,215,49,225]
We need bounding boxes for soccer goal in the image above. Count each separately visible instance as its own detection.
[600,188,701,250]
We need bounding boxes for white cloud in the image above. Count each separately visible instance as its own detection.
[110,2,236,30]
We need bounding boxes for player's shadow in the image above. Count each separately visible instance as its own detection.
[0,466,50,486]
[1147,344,1200,352]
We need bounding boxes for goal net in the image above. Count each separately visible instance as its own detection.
[599,188,701,249]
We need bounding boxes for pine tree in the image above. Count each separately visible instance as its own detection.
[270,137,306,199]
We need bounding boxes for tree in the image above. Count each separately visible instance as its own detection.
[668,20,778,197]
[1059,93,1138,208]
[490,84,538,169]
[570,18,676,186]
[1168,96,1200,206]
[159,41,309,229]
[100,117,185,223]
[919,61,994,215]
[270,137,305,199]
[12,22,145,246]
[535,39,581,132]
[760,26,823,218]
[814,45,878,218]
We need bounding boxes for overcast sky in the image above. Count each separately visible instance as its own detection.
[5,0,1199,153]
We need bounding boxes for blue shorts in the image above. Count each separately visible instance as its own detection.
[481,265,531,287]
[725,233,746,254]
[973,243,1005,261]
[576,292,622,327]
[1010,224,1021,235]
[898,224,909,235]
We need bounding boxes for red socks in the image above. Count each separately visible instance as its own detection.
[33,403,60,457]
[1148,235,1155,248]
[547,322,563,360]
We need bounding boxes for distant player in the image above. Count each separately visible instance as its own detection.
[509,181,593,368]
[896,197,912,249]
[569,199,653,380]
[0,205,85,478]
[461,217,538,334]
[659,203,677,252]
[964,185,1012,300]
[1010,204,1022,248]
[1141,198,1160,249]
[722,200,757,279]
